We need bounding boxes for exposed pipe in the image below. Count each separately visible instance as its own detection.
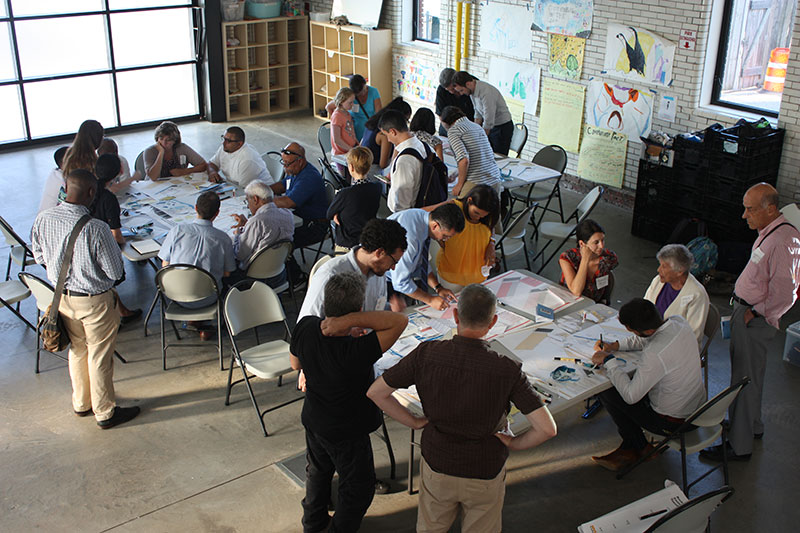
[463,2,471,60]
[455,2,463,71]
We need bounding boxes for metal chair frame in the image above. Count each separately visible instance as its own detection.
[318,122,333,167]
[700,304,720,399]
[495,204,536,272]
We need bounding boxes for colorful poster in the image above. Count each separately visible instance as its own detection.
[548,34,585,81]
[577,125,628,188]
[487,57,541,120]
[603,24,676,86]
[395,54,438,105]
[479,2,534,60]
[532,0,593,38]
[585,80,654,139]
[538,78,585,153]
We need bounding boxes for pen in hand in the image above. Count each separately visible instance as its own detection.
[600,334,604,350]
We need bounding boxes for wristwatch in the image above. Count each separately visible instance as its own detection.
[433,283,443,293]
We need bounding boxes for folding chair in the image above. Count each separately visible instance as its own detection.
[223,281,303,437]
[533,185,603,274]
[296,181,336,266]
[508,145,568,230]
[134,151,145,177]
[261,150,285,184]
[0,277,34,331]
[0,215,36,282]
[646,486,734,533]
[318,122,333,167]
[494,204,536,272]
[700,304,720,399]
[319,156,348,189]
[308,254,333,284]
[617,377,751,496]
[19,272,127,373]
[245,240,295,310]
[155,264,223,371]
[509,123,528,158]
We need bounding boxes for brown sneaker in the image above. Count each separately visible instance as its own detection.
[591,445,640,472]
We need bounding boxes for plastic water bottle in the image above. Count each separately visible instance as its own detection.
[481,265,491,277]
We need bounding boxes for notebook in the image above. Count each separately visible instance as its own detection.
[131,239,161,255]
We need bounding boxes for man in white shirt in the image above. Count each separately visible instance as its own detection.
[207,126,270,188]
[452,71,514,156]
[589,298,706,472]
[379,110,426,213]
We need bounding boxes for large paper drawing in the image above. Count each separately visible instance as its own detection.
[488,57,541,119]
[548,34,585,81]
[538,78,585,153]
[577,125,628,188]
[604,24,675,86]
[585,80,653,139]
[532,0,593,38]
[479,2,534,60]
[395,55,438,105]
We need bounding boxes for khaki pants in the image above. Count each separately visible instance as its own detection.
[417,457,506,533]
[60,291,120,421]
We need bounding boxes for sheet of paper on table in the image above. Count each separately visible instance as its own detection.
[578,479,687,533]
[416,301,538,341]
[483,270,580,316]
[498,160,558,183]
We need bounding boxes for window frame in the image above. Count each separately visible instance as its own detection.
[411,0,440,45]
[0,1,203,147]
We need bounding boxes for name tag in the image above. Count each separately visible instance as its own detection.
[681,295,694,306]
[751,247,765,264]
[596,274,609,289]
[375,295,387,311]
[352,103,360,113]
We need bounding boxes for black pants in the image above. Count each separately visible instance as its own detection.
[303,429,376,533]
[488,120,514,156]
[598,388,688,451]
[294,220,330,249]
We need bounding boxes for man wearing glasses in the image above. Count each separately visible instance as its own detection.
[271,143,330,277]
[386,204,465,312]
[207,126,270,187]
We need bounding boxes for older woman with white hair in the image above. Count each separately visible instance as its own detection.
[644,244,710,342]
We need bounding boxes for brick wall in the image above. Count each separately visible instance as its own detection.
[309,0,800,205]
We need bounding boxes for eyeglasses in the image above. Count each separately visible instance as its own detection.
[221,135,240,143]
[388,252,401,266]
[280,148,302,157]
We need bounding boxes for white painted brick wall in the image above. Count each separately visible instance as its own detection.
[309,0,799,202]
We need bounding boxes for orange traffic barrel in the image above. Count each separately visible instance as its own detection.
[765,47,790,92]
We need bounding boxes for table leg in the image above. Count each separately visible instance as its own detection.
[143,291,159,337]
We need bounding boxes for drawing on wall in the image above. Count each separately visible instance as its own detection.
[538,78,585,153]
[548,34,585,81]
[585,80,654,139]
[531,0,593,38]
[479,2,534,60]
[395,55,438,105]
[488,57,541,119]
[603,24,675,86]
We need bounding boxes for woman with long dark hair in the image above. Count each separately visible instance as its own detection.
[61,120,104,179]
[559,218,618,303]
[361,97,411,170]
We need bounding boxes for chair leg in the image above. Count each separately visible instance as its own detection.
[536,238,567,274]
[555,187,565,223]
[382,418,396,480]
[217,307,224,371]
[523,239,532,271]
[1,296,36,331]
[35,316,41,374]
[114,351,127,364]
[240,363,269,437]
[408,428,416,495]
[681,434,689,495]
[160,302,167,371]
[224,353,236,405]
[143,292,159,337]
[5,255,11,281]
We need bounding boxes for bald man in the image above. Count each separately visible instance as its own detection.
[271,142,329,251]
[701,183,800,462]
[207,126,270,187]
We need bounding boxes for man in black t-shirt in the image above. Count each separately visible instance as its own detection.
[290,272,409,533]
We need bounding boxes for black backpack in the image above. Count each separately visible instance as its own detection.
[394,142,449,208]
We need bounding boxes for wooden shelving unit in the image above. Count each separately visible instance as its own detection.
[309,21,392,119]
[222,16,309,120]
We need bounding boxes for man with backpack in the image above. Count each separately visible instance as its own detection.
[440,106,502,199]
[380,110,448,213]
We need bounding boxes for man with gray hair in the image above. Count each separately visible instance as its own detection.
[434,67,474,137]
[290,272,409,533]
[644,243,709,342]
[230,179,295,279]
[368,283,556,532]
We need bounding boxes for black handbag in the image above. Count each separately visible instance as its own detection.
[39,215,91,352]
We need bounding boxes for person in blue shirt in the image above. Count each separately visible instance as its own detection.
[159,191,236,337]
[325,74,383,140]
[386,204,465,312]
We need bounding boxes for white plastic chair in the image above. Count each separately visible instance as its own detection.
[308,254,333,284]
[261,150,285,184]
[0,278,33,331]
[134,150,145,177]
[318,122,333,166]
[509,123,528,157]
[699,304,720,399]
[617,377,751,496]
[495,204,536,271]
[223,281,302,437]
[155,264,222,371]
[0,215,36,281]
[534,185,603,274]
[646,486,734,533]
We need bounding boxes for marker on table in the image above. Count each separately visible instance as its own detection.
[639,509,668,520]
[600,334,604,350]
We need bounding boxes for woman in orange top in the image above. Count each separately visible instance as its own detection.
[433,185,501,291]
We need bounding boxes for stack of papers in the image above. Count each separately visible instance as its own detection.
[130,239,161,255]
[578,480,688,532]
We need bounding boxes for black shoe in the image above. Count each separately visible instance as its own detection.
[120,308,143,325]
[754,431,764,439]
[699,442,751,462]
[375,479,391,494]
[292,272,309,291]
[74,408,93,417]
[97,406,140,429]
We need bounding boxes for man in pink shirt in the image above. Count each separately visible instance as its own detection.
[701,183,800,461]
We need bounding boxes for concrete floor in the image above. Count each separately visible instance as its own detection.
[1,115,799,532]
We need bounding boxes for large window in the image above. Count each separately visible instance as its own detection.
[0,1,201,145]
[413,0,440,44]
[712,0,796,116]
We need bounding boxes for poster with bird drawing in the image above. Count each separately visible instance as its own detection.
[603,23,675,86]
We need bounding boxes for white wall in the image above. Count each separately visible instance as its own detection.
[310,0,800,204]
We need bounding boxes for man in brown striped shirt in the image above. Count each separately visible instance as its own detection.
[368,284,557,532]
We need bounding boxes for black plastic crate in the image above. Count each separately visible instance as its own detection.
[707,151,781,183]
[705,174,776,204]
[631,212,671,243]
[674,162,708,188]
[707,126,785,159]
[673,135,709,168]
